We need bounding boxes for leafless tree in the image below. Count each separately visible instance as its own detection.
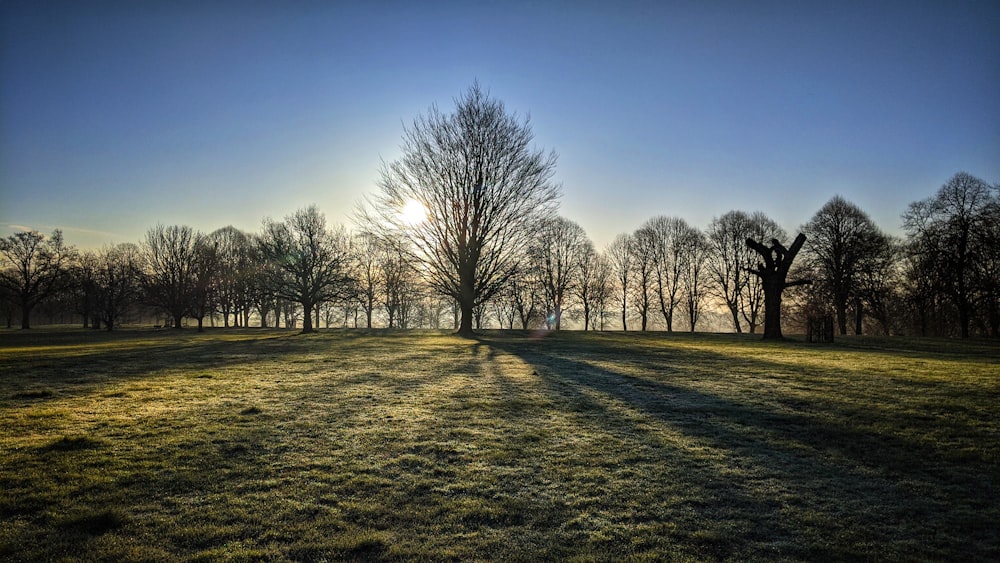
[259,206,351,333]
[92,243,142,331]
[528,216,589,330]
[350,233,381,328]
[209,226,255,327]
[189,235,220,332]
[641,216,697,332]
[903,172,999,337]
[141,224,201,329]
[802,196,888,335]
[680,227,709,331]
[362,83,560,336]
[630,227,657,331]
[707,211,754,332]
[607,233,632,331]
[0,229,76,329]
[575,239,609,331]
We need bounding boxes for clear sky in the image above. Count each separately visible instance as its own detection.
[2,0,997,250]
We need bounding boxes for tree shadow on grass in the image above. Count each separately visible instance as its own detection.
[483,334,1000,561]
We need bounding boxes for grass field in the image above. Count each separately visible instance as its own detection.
[1,328,997,561]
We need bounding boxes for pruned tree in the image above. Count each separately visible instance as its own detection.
[528,216,590,330]
[0,229,76,329]
[746,233,810,340]
[362,83,560,336]
[743,213,787,333]
[259,205,351,334]
[607,233,632,331]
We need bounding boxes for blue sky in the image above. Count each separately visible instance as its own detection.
[2,0,997,249]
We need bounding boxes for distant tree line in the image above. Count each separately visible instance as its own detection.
[3,170,995,338]
[2,86,998,338]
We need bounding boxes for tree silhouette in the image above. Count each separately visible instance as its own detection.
[364,83,559,336]
[746,233,810,340]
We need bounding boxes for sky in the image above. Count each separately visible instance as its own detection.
[2,0,998,250]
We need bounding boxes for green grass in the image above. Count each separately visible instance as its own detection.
[1,328,997,561]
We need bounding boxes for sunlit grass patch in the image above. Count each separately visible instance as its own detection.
[0,328,997,560]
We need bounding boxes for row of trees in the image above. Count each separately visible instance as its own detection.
[3,169,996,339]
[3,85,997,338]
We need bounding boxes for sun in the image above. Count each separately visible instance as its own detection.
[399,198,428,226]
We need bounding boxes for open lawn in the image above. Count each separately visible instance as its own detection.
[1,328,997,561]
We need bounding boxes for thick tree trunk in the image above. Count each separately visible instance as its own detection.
[173,314,183,329]
[854,297,863,335]
[458,300,475,336]
[761,281,784,340]
[301,302,315,333]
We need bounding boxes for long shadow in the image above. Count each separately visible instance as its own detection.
[483,333,1000,560]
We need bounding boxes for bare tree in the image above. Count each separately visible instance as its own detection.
[259,206,351,334]
[363,83,560,336]
[189,235,220,332]
[209,226,255,327]
[642,216,698,332]
[0,230,76,329]
[630,227,657,331]
[903,172,998,337]
[681,227,709,332]
[607,233,632,331]
[350,233,381,328]
[746,233,810,340]
[528,216,589,330]
[92,243,142,331]
[575,239,609,331]
[707,211,754,332]
[802,196,887,335]
[141,224,200,329]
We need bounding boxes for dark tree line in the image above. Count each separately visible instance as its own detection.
[3,84,997,339]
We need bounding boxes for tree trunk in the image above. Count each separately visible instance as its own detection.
[301,302,315,333]
[458,299,474,336]
[729,305,742,334]
[20,305,31,329]
[761,280,784,340]
[197,316,205,332]
[173,314,183,329]
[854,297,863,335]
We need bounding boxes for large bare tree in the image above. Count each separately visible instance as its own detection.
[364,83,560,336]
[259,206,350,334]
[0,230,76,329]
